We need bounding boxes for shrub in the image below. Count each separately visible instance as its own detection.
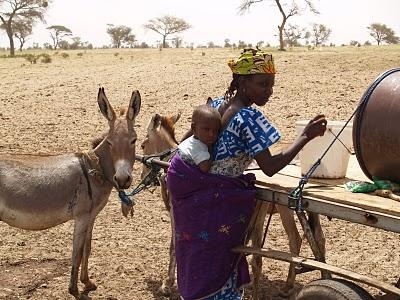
[60,52,69,58]
[25,54,37,64]
[77,52,83,57]
[39,53,52,63]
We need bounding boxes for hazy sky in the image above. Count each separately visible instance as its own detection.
[1,0,399,48]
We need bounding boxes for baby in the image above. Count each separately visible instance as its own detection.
[178,104,221,172]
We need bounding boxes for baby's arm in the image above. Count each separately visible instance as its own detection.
[198,159,212,173]
[193,141,213,173]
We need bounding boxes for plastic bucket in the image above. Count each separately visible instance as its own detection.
[295,120,353,178]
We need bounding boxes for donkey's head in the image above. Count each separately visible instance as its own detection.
[140,112,180,178]
[97,87,141,190]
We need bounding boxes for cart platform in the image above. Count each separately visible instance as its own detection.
[248,156,400,233]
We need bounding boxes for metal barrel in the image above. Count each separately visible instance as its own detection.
[353,68,400,182]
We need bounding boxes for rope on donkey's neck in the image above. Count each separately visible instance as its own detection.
[118,148,177,206]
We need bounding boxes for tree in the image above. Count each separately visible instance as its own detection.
[172,36,183,48]
[283,23,304,47]
[349,40,360,46]
[13,18,33,51]
[367,23,399,45]
[310,23,331,46]
[0,0,49,56]
[224,38,231,48]
[69,36,82,49]
[0,16,33,51]
[143,15,191,48]
[239,0,318,51]
[303,30,311,45]
[106,24,135,48]
[47,25,72,49]
[238,40,247,48]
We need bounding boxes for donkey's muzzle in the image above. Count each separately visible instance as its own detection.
[114,173,132,190]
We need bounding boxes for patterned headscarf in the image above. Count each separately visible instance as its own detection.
[227,48,276,75]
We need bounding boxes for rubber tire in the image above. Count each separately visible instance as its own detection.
[296,278,375,300]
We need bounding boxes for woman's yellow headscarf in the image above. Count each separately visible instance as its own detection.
[228,48,276,75]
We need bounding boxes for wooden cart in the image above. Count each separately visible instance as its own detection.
[234,156,400,300]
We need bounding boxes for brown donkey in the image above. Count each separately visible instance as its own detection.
[0,88,141,299]
[140,113,326,299]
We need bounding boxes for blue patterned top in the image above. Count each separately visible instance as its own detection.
[209,97,281,177]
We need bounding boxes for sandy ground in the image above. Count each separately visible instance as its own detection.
[0,46,399,300]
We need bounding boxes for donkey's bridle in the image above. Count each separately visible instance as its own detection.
[118,148,177,206]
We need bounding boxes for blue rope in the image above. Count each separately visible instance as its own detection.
[117,148,176,206]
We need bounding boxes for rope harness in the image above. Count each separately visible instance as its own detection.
[118,148,176,207]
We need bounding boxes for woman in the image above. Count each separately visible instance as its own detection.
[167,48,327,300]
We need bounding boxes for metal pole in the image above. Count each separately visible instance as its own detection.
[135,154,170,169]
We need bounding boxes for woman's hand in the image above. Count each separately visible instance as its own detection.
[255,115,327,177]
[301,114,327,140]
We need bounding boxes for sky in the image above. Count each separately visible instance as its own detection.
[0,0,399,48]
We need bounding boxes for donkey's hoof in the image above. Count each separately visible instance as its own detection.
[83,280,97,293]
[69,286,80,299]
[278,286,295,298]
[79,294,92,300]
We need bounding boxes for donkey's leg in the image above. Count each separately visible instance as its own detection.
[249,201,268,300]
[80,216,97,294]
[160,202,176,296]
[277,205,302,296]
[69,216,90,299]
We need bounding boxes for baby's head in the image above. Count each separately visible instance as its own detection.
[191,104,221,146]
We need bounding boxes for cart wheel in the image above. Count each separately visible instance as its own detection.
[296,278,375,300]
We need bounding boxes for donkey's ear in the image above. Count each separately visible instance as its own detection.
[147,114,162,131]
[97,87,116,122]
[127,90,141,121]
[206,97,213,106]
[171,112,181,124]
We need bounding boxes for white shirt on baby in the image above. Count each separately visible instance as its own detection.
[178,136,210,165]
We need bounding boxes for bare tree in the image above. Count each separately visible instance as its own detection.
[47,25,72,49]
[172,36,183,48]
[13,17,33,51]
[238,0,318,51]
[283,23,304,47]
[106,24,135,48]
[310,23,331,46]
[143,15,191,48]
[367,23,399,45]
[0,0,49,56]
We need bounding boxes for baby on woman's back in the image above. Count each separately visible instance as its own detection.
[178,104,221,173]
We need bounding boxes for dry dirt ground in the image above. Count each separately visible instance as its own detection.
[0,46,399,300]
